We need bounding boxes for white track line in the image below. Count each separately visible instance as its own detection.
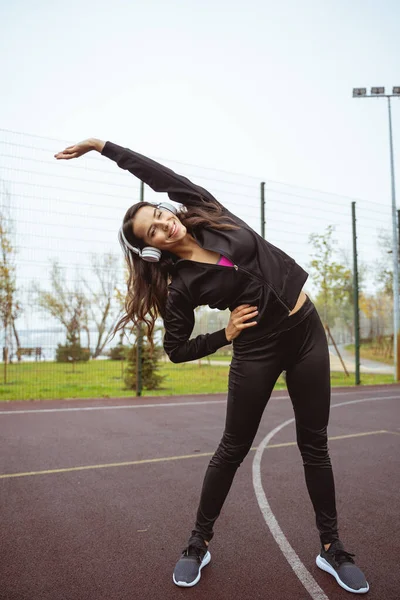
[252,394,399,600]
[0,399,226,415]
[0,390,398,415]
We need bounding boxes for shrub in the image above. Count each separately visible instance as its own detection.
[108,343,129,361]
[124,336,165,391]
[56,328,90,364]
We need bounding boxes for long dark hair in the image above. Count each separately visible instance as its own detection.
[112,198,239,350]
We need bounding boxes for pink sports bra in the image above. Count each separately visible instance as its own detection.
[217,255,234,267]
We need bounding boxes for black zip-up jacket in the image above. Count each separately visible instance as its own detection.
[102,142,308,363]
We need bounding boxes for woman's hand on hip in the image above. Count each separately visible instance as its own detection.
[54,138,105,160]
[225,304,258,342]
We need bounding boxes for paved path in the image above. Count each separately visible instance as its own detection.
[198,347,393,375]
[328,344,394,375]
[0,386,399,599]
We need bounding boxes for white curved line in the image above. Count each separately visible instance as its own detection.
[252,394,399,600]
[0,389,396,415]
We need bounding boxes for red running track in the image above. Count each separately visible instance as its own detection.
[0,385,399,600]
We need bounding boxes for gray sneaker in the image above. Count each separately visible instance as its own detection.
[173,539,211,587]
[316,539,369,594]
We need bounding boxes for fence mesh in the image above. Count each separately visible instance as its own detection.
[0,129,393,400]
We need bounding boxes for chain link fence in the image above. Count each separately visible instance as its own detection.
[0,129,393,400]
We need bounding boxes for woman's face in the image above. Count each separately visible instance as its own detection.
[132,205,187,250]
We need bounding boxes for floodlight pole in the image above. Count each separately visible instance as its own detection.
[387,97,400,380]
[353,89,399,380]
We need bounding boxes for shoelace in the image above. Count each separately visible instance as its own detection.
[182,543,206,561]
[332,547,356,565]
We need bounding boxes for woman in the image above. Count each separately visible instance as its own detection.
[55,138,369,594]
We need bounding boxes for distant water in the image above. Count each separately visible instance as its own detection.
[4,328,163,362]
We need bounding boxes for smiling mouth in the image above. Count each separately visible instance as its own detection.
[169,222,178,238]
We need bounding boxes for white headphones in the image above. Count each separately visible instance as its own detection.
[119,201,179,263]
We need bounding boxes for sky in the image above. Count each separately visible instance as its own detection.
[1,0,399,198]
[0,0,399,336]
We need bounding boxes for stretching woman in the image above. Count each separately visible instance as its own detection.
[55,138,369,594]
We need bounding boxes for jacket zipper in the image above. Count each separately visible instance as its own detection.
[232,262,291,314]
[177,246,292,314]
[178,246,292,313]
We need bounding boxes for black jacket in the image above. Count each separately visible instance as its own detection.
[102,142,308,363]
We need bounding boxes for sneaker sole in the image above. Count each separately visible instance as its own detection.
[316,555,369,594]
[173,550,211,587]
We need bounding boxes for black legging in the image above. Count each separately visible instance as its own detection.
[190,298,338,546]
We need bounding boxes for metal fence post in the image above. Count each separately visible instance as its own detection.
[260,182,265,239]
[352,202,360,385]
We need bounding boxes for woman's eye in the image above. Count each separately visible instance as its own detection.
[150,212,162,237]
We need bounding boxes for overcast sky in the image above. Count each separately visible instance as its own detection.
[1,0,399,201]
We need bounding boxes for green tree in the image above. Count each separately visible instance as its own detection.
[80,252,122,358]
[55,316,90,370]
[0,209,22,381]
[124,331,165,391]
[35,255,122,359]
[108,331,128,361]
[33,260,89,353]
[363,228,394,345]
[308,225,352,329]
[374,229,393,296]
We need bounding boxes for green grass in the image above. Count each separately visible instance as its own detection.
[329,371,393,386]
[0,359,395,402]
[200,353,232,362]
[345,343,393,366]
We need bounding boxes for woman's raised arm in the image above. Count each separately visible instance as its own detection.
[55,138,223,210]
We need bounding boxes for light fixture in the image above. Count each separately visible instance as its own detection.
[352,88,367,97]
[371,87,385,95]
[393,87,400,95]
